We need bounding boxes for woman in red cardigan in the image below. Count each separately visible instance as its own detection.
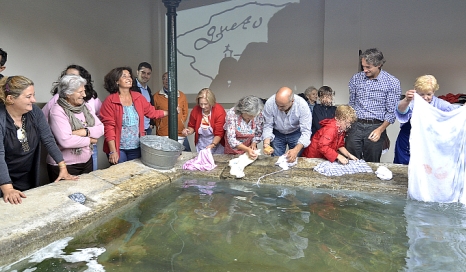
[182,88,226,154]
[100,67,167,164]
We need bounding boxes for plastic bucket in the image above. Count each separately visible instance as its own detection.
[140,135,183,170]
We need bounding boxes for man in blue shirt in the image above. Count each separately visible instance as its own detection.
[133,62,155,135]
[346,48,401,162]
[262,87,312,162]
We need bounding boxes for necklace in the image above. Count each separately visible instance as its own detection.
[12,114,30,152]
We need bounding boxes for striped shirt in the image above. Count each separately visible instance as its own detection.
[262,94,312,148]
[349,70,401,124]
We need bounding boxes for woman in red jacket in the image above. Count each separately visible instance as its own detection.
[302,105,358,164]
[182,88,226,154]
[100,67,167,164]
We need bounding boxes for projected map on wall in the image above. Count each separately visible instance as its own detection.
[177,0,321,102]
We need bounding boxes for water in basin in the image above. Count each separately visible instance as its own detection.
[3,178,466,271]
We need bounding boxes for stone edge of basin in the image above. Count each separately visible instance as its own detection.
[0,152,408,266]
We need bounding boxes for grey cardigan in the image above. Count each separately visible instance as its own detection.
[0,103,64,186]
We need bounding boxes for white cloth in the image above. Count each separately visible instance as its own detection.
[408,93,466,204]
[275,155,297,170]
[375,166,392,180]
[229,150,261,178]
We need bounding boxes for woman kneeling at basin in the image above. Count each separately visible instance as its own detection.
[46,75,104,182]
[182,88,226,154]
[302,105,358,164]
[224,95,264,159]
[0,76,76,204]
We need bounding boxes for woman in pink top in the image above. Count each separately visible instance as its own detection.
[47,75,104,182]
[43,64,102,170]
[43,64,102,119]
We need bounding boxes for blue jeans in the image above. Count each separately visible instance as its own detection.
[271,129,303,157]
[92,144,98,170]
[145,127,152,136]
[118,147,141,163]
[183,137,191,152]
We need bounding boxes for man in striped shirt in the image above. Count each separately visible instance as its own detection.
[345,48,401,162]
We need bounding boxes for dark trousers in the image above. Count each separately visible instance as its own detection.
[345,122,386,163]
[47,157,93,183]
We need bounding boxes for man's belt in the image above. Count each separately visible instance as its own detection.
[357,119,383,124]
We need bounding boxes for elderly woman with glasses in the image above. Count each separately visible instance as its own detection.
[43,64,102,170]
[224,95,264,159]
[0,76,76,204]
[47,75,104,182]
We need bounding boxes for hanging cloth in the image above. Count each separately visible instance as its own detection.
[408,93,466,204]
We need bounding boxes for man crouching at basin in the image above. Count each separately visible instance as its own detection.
[262,87,312,163]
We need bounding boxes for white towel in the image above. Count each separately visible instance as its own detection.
[275,155,297,170]
[375,166,392,180]
[409,93,466,204]
[229,150,261,178]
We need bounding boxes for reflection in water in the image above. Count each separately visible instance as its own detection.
[8,179,466,271]
[404,200,466,271]
[169,210,185,272]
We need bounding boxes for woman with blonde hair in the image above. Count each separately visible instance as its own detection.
[182,88,226,153]
[0,76,76,204]
[394,75,460,164]
[302,105,358,164]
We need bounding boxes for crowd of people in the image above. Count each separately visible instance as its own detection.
[0,47,459,204]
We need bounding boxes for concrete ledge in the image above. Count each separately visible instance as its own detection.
[0,153,408,266]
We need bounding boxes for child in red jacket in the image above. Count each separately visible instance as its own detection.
[302,105,358,164]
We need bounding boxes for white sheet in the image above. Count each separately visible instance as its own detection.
[408,93,466,204]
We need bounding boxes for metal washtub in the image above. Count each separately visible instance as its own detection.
[140,135,183,170]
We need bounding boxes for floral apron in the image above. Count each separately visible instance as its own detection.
[224,117,255,155]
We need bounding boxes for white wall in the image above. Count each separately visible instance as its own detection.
[0,0,156,171]
[2,0,466,164]
[323,0,466,162]
[0,0,156,103]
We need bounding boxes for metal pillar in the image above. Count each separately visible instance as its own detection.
[163,0,182,141]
